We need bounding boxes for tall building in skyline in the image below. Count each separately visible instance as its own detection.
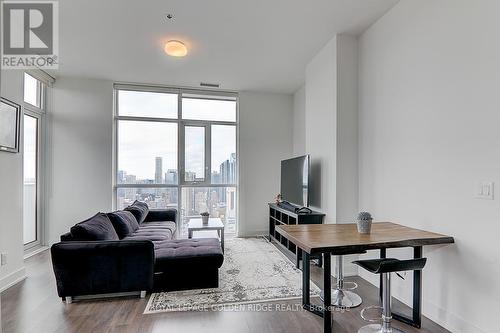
[218,153,237,201]
[117,170,125,184]
[155,157,163,184]
[165,169,178,184]
[219,152,237,184]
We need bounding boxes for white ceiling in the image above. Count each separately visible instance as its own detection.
[57,0,398,93]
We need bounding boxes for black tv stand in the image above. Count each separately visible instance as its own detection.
[268,203,325,269]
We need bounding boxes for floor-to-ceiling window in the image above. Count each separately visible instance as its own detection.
[114,85,238,236]
[23,73,46,250]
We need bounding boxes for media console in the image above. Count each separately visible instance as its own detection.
[268,202,325,268]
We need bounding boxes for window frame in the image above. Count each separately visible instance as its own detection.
[22,112,42,250]
[116,118,179,186]
[23,73,45,110]
[113,84,239,235]
[180,122,209,185]
[23,73,47,253]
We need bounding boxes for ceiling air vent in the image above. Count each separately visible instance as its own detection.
[200,82,220,88]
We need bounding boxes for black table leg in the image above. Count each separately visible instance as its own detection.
[302,250,324,317]
[392,246,423,328]
[302,250,310,307]
[413,246,423,327]
[323,253,332,333]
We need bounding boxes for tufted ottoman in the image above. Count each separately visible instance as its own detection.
[153,238,224,291]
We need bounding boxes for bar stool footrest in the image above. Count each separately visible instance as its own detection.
[342,280,358,290]
[358,323,406,333]
[319,289,363,308]
[360,305,383,323]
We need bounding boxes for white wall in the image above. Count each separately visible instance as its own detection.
[292,86,305,156]
[336,35,358,224]
[0,70,26,292]
[302,34,359,226]
[46,77,113,244]
[238,91,293,236]
[358,1,500,332]
[305,37,337,220]
[299,35,360,275]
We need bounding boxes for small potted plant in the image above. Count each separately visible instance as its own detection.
[200,212,210,225]
[356,212,373,234]
[274,193,282,204]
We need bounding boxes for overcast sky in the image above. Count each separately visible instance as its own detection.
[117,91,236,180]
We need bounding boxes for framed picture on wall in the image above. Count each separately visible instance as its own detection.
[0,97,21,153]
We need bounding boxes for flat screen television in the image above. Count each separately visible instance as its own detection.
[280,155,310,207]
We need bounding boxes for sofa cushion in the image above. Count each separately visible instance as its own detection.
[107,211,140,239]
[140,221,176,234]
[70,213,119,241]
[124,201,149,224]
[144,209,177,223]
[153,238,224,273]
[123,224,175,242]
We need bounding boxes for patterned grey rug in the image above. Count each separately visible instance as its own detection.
[144,237,320,314]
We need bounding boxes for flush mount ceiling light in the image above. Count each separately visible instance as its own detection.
[164,40,187,57]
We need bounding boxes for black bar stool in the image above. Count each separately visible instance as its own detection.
[320,251,366,308]
[353,258,427,333]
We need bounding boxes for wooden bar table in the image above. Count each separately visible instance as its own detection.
[275,222,454,333]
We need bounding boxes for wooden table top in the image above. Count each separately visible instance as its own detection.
[275,222,454,254]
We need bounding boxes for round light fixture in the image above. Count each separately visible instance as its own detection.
[164,40,187,57]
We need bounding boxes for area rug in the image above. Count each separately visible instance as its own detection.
[144,237,320,314]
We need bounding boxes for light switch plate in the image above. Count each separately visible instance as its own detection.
[0,253,7,266]
[475,181,494,200]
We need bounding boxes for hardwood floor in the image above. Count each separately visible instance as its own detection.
[0,248,450,333]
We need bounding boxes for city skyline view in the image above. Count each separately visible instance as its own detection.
[117,154,237,235]
[118,123,236,181]
[117,154,237,185]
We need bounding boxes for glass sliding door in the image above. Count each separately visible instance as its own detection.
[23,114,39,245]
